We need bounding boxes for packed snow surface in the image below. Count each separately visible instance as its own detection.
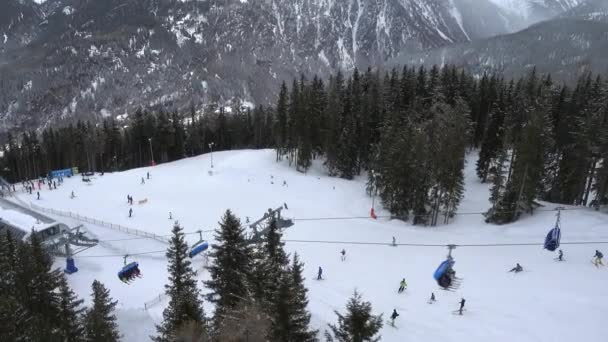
[17,149,608,341]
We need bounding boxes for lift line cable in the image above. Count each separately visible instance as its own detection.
[74,239,608,258]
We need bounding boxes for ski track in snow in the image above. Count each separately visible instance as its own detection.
[17,149,607,342]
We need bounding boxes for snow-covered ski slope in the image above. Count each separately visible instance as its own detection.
[25,149,607,341]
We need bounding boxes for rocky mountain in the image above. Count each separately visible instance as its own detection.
[561,0,608,22]
[0,0,590,133]
[391,0,608,82]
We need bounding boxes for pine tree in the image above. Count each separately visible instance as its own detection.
[16,232,63,341]
[0,231,22,342]
[205,210,254,323]
[215,301,271,341]
[476,87,506,182]
[84,280,120,342]
[275,82,289,161]
[325,291,383,342]
[57,275,86,342]
[250,218,289,305]
[270,253,318,342]
[154,223,207,342]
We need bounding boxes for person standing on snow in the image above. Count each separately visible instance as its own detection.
[429,293,436,303]
[147,172,150,180]
[390,309,399,326]
[340,249,346,261]
[397,278,407,293]
[557,249,564,261]
[37,192,40,200]
[129,208,133,218]
[593,250,603,266]
[141,177,145,185]
[458,298,466,315]
[317,266,323,280]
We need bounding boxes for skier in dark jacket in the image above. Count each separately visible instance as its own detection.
[458,298,466,315]
[390,309,399,325]
[129,208,133,218]
[429,292,436,303]
[557,249,563,261]
[340,249,346,261]
[509,263,523,273]
[317,266,323,280]
[593,250,603,266]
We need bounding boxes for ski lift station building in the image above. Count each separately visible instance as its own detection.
[0,197,72,251]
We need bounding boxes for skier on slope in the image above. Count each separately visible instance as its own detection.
[458,298,466,315]
[557,249,564,261]
[340,249,346,261]
[390,309,399,326]
[509,263,523,273]
[429,292,436,303]
[593,250,603,266]
[317,266,323,280]
[141,177,145,184]
[129,208,133,218]
[398,278,407,293]
[37,192,40,200]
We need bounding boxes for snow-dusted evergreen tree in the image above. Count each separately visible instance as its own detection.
[154,223,207,342]
[477,89,506,182]
[275,81,289,161]
[16,232,63,341]
[84,280,120,342]
[428,98,471,225]
[57,275,86,342]
[324,72,345,176]
[325,291,383,342]
[205,210,254,325]
[487,73,553,224]
[216,301,271,341]
[0,231,22,342]
[270,253,318,342]
[250,218,288,305]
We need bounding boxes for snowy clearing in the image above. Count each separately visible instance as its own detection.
[15,149,608,341]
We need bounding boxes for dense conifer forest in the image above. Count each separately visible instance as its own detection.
[1,65,607,225]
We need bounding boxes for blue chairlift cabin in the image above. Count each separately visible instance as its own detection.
[118,255,141,283]
[544,207,563,252]
[189,230,209,258]
[433,245,461,290]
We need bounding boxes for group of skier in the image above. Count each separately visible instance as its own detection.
[388,296,466,326]
[320,246,606,324]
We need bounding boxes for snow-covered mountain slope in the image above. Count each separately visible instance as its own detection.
[561,0,608,22]
[392,0,608,82]
[490,0,583,21]
[0,0,582,133]
[15,149,607,341]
